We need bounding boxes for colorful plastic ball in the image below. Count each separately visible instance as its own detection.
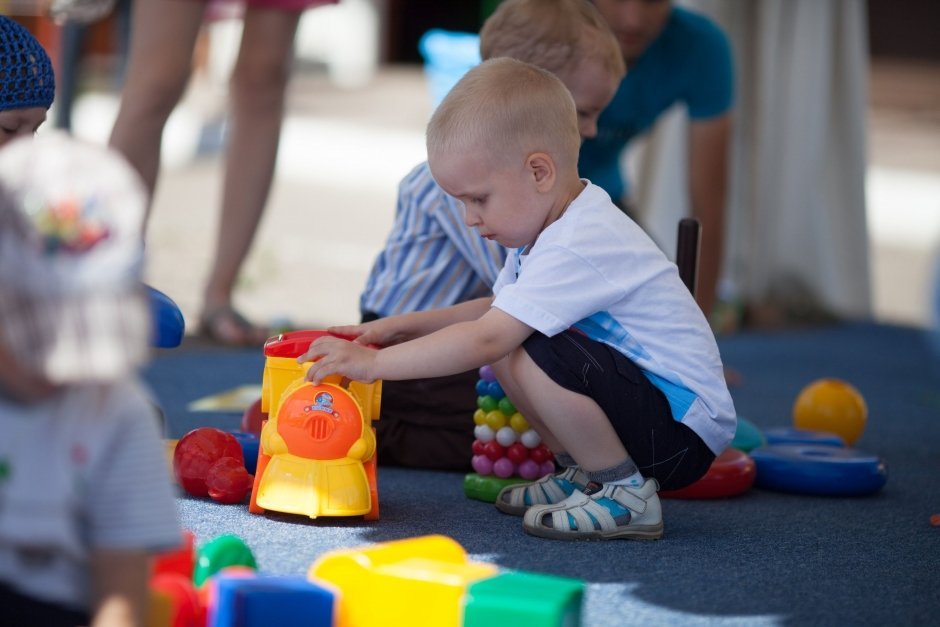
[518,459,542,480]
[472,454,494,475]
[486,380,505,399]
[173,428,244,497]
[205,457,253,504]
[483,440,506,462]
[540,461,556,476]
[509,412,529,433]
[473,409,487,426]
[529,444,552,464]
[475,379,490,396]
[495,426,518,447]
[493,457,515,478]
[472,439,486,456]
[485,410,508,431]
[506,442,529,464]
[229,431,259,474]
[792,378,867,446]
[239,397,266,434]
[150,573,203,627]
[477,395,499,412]
[520,429,541,448]
[474,424,495,443]
[497,397,516,416]
[193,534,257,587]
[479,364,496,382]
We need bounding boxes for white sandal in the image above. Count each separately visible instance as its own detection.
[495,466,589,516]
[522,479,663,540]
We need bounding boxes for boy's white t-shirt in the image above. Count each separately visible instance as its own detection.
[0,379,181,611]
[492,182,736,454]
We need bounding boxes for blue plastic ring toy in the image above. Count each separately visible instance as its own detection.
[751,444,887,496]
[764,427,845,448]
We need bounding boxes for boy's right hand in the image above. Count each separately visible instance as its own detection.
[328,317,411,348]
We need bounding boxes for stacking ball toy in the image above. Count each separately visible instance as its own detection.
[792,378,867,445]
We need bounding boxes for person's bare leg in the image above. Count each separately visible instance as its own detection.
[108,0,204,218]
[492,347,631,473]
[199,8,301,342]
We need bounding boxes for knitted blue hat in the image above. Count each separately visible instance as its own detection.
[0,17,56,112]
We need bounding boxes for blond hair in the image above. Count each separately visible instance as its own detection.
[426,57,581,171]
[480,0,625,82]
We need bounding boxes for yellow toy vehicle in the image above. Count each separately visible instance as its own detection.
[248,331,381,520]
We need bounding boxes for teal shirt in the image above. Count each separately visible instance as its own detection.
[579,7,734,201]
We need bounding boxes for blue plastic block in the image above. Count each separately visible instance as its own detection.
[209,575,335,627]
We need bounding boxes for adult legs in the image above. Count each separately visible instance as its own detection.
[108,0,205,205]
[199,7,302,343]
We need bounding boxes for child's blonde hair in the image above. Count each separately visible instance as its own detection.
[427,57,581,171]
[480,0,625,82]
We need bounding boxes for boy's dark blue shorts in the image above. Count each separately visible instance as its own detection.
[523,330,716,490]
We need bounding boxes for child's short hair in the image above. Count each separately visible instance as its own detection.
[427,57,581,170]
[480,0,625,82]
[0,17,55,112]
[0,133,149,383]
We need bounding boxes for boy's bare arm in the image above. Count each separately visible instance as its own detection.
[329,297,494,346]
[90,549,150,627]
[302,305,531,385]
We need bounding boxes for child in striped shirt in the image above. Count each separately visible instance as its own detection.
[0,135,181,626]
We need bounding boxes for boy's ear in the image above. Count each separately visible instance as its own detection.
[526,152,556,192]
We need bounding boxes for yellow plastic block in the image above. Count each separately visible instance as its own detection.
[309,535,498,627]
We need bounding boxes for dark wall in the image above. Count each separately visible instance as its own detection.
[868,0,940,61]
[384,0,487,63]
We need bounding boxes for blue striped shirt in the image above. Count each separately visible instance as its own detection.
[360,162,508,317]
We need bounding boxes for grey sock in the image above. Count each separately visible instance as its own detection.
[586,458,640,484]
[555,452,578,468]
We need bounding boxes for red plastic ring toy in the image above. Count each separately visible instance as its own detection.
[660,448,756,499]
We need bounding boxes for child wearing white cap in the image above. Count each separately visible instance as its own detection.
[0,134,181,627]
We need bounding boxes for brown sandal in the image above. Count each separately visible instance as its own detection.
[198,305,269,347]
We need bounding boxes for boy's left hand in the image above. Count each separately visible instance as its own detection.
[298,336,378,385]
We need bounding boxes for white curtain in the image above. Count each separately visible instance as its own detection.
[631,0,872,320]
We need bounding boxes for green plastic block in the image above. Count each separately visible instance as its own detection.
[463,570,584,627]
[463,473,527,503]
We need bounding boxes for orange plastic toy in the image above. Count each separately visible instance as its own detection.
[248,330,381,520]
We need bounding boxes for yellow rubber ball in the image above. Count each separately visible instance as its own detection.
[792,378,867,446]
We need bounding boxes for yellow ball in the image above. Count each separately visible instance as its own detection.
[473,409,487,426]
[792,378,867,445]
[508,412,529,433]
[485,410,508,430]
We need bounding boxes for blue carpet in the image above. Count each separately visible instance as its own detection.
[146,322,940,626]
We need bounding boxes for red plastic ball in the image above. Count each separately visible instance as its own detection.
[471,439,486,456]
[529,444,552,464]
[205,457,254,504]
[240,398,267,434]
[506,442,529,464]
[483,440,506,462]
[173,428,244,497]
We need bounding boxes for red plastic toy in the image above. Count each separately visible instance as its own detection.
[660,448,756,499]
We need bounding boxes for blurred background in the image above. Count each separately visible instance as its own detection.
[7,0,940,333]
